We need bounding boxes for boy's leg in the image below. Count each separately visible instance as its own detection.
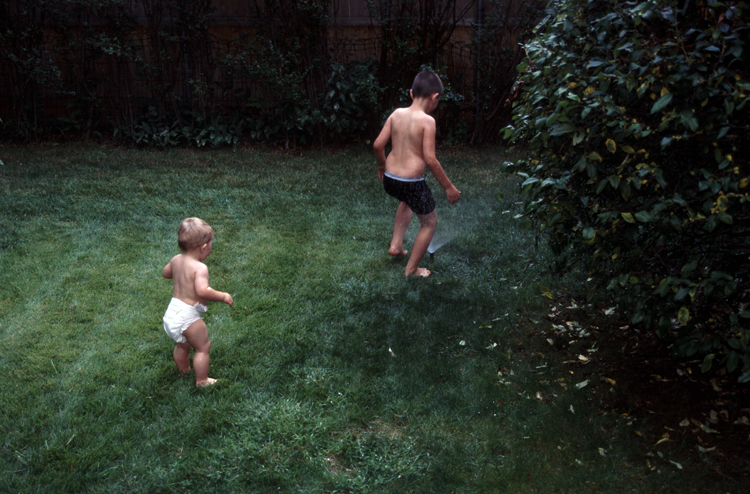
[182,319,216,386]
[405,209,437,277]
[173,342,192,374]
[389,202,413,256]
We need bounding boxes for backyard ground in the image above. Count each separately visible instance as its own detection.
[532,291,750,485]
[0,142,747,493]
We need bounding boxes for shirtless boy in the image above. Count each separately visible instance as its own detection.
[373,71,461,277]
[162,217,233,386]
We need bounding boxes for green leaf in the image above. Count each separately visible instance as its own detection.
[739,370,750,384]
[678,307,690,326]
[727,351,739,373]
[675,287,690,301]
[701,353,715,373]
[727,338,742,350]
[550,123,575,136]
[681,261,697,278]
[651,93,673,113]
[635,210,655,222]
[621,212,635,223]
[717,211,733,224]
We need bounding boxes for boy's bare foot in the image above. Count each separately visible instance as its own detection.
[179,368,191,375]
[406,267,431,278]
[388,247,408,257]
[196,377,218,387]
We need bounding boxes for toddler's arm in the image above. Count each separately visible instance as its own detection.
[195,264,233,306]
[162,261,173,279]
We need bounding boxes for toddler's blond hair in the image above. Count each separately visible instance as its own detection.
[178,217,213,252]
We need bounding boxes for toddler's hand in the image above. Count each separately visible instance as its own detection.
[224,293,234,307]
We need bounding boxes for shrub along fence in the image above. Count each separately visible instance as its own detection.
[506,0,750,382]
[0,0,541,146]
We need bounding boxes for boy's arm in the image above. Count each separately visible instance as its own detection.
[194,264,233,306]
[162,261,173,279]
[422,118,461,204]
[373,116,392,180]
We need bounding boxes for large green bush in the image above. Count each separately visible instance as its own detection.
[506,0,750,380]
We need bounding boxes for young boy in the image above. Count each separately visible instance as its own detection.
[373,71,461,277]
[162,217,233,387]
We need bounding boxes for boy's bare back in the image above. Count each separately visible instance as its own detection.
[374,94,459,204]
[378,106,437,179]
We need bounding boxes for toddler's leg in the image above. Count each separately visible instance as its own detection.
[405,210,437,277]
[182,319,216,387]
[389,202,412,256]
[173,342,192,374]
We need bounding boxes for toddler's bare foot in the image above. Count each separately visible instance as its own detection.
[388,247,408,257]
[406,267,431,278]
[196,377,218,387]
[178,368,191,376]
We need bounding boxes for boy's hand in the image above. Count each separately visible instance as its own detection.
[446,185,461,204]
[224,293,234,307]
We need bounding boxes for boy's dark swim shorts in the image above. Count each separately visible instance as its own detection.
[383,172,436,215]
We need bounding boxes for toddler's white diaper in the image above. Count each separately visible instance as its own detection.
[163,298,207,344]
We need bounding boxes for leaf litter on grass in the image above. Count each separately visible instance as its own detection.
[527,286,750,486]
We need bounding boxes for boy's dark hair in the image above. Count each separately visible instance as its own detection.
[411,71,443,99]
[178,217,214,251]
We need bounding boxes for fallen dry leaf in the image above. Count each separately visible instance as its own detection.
[700,424,718,434]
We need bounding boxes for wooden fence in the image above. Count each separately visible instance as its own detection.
[0,0,539,142]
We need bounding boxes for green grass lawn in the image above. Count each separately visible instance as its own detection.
[0,143,739,493]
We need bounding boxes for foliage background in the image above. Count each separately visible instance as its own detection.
[0,0,541,146]
[506,0,750,381]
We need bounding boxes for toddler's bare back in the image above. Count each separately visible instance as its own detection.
[167,254,208,306]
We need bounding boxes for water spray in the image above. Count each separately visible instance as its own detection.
[427,228,460,259]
